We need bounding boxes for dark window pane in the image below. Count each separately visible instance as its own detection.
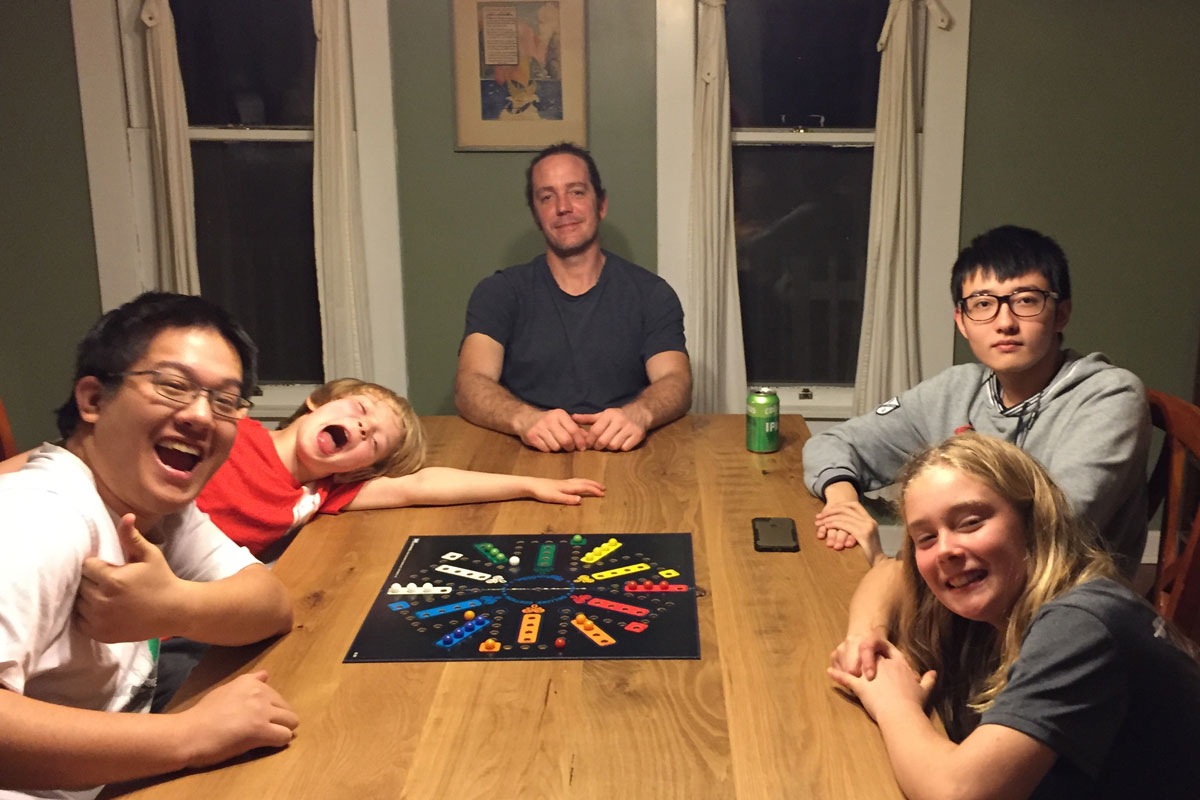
[171,0,315,127]
[727,0,888,128]
[191,141,322,384]
[733,145,873,384]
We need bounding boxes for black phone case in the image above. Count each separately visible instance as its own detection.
[752,517,799,552]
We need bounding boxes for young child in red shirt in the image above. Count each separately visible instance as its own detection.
[147,378,603,710]
[196,378,604,560]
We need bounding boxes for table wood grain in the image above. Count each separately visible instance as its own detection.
[104,415,902,799]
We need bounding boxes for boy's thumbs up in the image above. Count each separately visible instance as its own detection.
[115,512,154,563]
[76,513,175,642]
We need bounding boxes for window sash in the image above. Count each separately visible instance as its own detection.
[188,128,314,142]
[732,129,875,146]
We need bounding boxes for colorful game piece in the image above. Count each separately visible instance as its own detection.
[580,537,622,564]
[414,599,483,619]
[534,543,557,574]
[570,534,586,545]
[624,621,648,633]
[575,596,649,617]
[434,615,490,649]
[463,610,476,621]
[473,542,507,565]
[435,563,505,584]
[624,580,689,593]
[479,638,501,653]
[516,606,544,642]
[570,614,615,646]
[518,604,544,644]
[590,562,650,581]
[388,581,452,596]
[554,637,566,649]
[509,555,520,566]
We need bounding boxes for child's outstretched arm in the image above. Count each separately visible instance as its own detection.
[344,468,604,510]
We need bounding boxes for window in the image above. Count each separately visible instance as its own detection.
[172,0,323,384]
[726,0,889,389]
[658,0,967,418]
[72,0,409,416]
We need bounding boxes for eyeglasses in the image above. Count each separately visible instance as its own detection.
[958,289,1059,322]
[117,370,253,420]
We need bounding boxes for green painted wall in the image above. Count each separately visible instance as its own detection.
[957,1,1200,400]
[392,0,657,414]
[0,3,101,448]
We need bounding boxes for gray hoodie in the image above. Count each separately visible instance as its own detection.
[802,350,1150,571]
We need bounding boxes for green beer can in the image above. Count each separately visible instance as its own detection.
[746,387,780,453]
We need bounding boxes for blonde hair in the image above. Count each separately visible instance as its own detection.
[893,433,1118,736]
[277,378,427,483]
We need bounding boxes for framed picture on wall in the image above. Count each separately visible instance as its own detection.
[452,0,587,151]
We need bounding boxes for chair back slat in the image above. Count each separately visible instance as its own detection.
[0,398,16,461]
[1146,389,1200,643]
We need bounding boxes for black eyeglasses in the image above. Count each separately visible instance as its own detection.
[117,370,253,420]
[958,289,1059,322]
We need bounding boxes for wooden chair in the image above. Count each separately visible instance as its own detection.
[1146,389,1200,642]
[0,397,16,461]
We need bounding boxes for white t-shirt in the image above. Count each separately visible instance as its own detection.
[0,444,259,800]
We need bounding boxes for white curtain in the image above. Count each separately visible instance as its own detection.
[852,0,951,414]
[688,0,748,414]
[313,0,373,379]
[140,0,201,294]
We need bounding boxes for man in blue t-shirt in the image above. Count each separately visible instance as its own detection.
[455,143,691,452]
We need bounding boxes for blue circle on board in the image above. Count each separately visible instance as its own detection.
[501,573,575,605]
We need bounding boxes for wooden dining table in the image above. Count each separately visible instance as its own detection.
[105,414,904,799]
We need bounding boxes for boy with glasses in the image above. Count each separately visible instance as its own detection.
[0,293,297,798]
[803,227,1150,676]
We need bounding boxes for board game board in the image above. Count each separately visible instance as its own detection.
[345,533,700,662]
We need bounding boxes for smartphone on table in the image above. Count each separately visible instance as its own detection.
[752,517,799,552]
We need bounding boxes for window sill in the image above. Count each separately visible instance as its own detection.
[769,384,854,420]
[250,384,318,423]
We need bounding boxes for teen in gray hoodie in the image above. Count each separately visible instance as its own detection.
[804,349,1148,569]
[810,226,1150,679]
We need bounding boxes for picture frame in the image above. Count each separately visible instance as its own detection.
[452,0,587,151]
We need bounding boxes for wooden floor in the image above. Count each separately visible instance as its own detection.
[104,415,903,799]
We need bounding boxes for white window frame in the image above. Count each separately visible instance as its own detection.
[70,0,408,418]
[656,0,970,420]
